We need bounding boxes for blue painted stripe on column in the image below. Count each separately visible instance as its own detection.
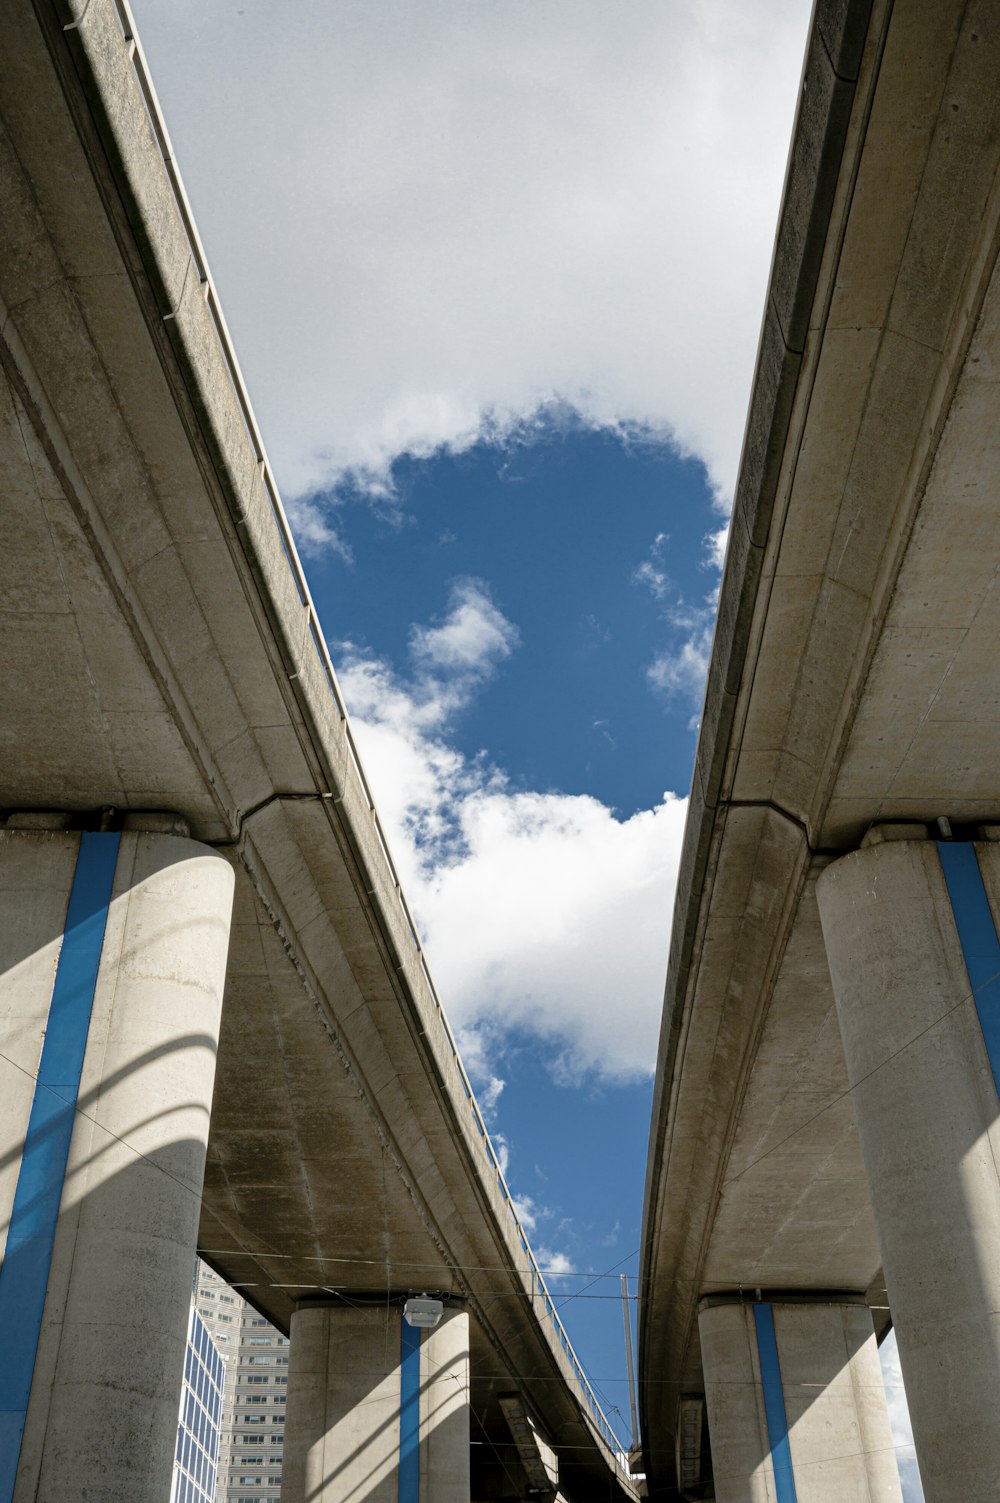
[753,1304,797,1503]
[937,841,1000,1097]
[0,831,120,1502]
[399,1317,421,1502]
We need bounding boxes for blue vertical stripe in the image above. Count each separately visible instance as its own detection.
[0,831,120,1502]
[753,1304,798,1503]
[399,1317,421,1503]
[937,841,1000,1096]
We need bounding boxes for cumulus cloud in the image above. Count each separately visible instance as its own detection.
[131,0,811,522]
[335,589,686,1081]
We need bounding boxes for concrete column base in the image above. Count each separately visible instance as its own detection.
[818,834,1000,1503]
[0,824,234,1503]
[699,1297,902,1503]
[282,1302,470,1503]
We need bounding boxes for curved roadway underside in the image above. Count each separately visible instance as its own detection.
[640,0,1000,1495]
[0,2,636,1497]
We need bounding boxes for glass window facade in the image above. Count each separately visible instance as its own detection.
[170,1308,225,1503]
[191,1262,290,1501]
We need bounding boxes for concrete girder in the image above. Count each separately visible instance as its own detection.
[640,0,1000,1493]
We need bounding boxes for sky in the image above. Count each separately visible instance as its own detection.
[128,0,922,1492]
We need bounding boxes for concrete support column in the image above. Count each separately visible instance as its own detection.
[698,1297,902,1503]
[0,820,235,1503]
[282,1301,470,1503]
[817,833,1000,1503]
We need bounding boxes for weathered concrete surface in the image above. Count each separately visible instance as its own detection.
[0,1,632,1496]
[699,1300,901,1503]
[0,828,234,1503]
[283,1305,470,1503]
[819,837,1000,1503]
[640,0,1000,1493]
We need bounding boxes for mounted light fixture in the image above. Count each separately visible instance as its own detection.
[403,1296,443,1329]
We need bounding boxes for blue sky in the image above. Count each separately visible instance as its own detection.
[302,426,718,1437]
[129,0,923,1490]
[308,426,718,811]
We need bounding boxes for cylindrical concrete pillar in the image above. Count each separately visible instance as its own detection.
[699,1297,902,1503]
[817,834,1000,1503]
[0,822,235,1503]
[282,1302,470,1503]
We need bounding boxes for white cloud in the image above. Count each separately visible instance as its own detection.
[536,1250,575,1278]
[636,527,726,717]
[416,788,685,1078]
[454,1024,505,1120]
[647,624,714,704]
[705,523,731,573]
[411,579,519,676]
[336,592,686,1081]
[512,1194,541,1236]
[633,560,668,601]
[131,0,811,523]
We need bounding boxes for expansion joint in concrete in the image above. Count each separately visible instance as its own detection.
[214,787,339,848]
[718,797,814,847]
[698,1289,868,1312]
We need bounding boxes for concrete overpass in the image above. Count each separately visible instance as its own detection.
[0,2,638,1499]
[639,1,1000,1500]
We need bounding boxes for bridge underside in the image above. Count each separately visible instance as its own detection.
[641,0,1000,1497]
[0,1,633,1497]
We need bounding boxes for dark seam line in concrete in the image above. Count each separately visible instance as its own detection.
[399,1318,421,1502]
[0,830,120,1502]
[216,789,336,846]
[719,797,811,835]
[937,840,1000,1097]
[753,1304,798,1503]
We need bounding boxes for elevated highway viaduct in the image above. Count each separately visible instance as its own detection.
[0,3,638,1500]
[639,1,1000,1500]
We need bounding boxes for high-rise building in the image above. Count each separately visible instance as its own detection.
[193,1262,289,1502]
[170,1306,226,1503]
